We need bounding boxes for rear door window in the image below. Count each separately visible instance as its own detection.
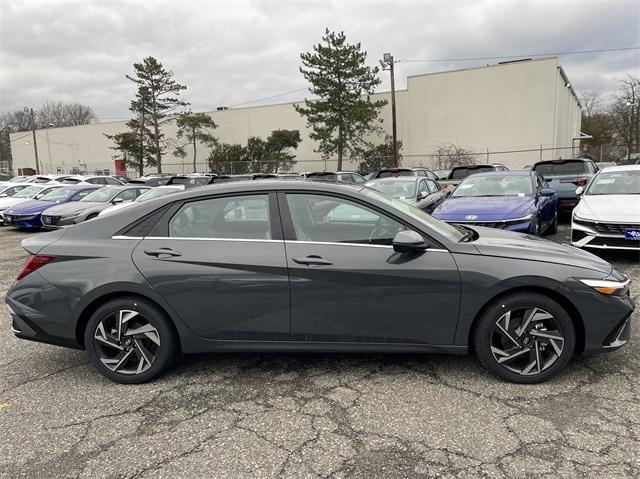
[169,194,271,239]
[533,161,589,175]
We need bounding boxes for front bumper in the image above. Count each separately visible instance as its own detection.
[3,214,42,229]
[41,214,80,229]
[572,219,640,251]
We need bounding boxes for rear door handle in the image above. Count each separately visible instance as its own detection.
[144,248,182,258]
[292,255,333,266]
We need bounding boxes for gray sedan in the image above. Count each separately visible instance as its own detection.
[41,185,149,228]
[366,176,447,213]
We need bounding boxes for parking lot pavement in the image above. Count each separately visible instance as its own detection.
[0,225,638,479]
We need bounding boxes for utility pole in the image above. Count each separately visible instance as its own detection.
[380,53,399,167]
[25,107,40,174]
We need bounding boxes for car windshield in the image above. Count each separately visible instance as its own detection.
[40,187,81,202]
[81,186,119,202]
[586,170,640,195]
[452,175,533,197]
[12,185,46,198]
[533,160,589,175]
[361,187,463,242]
[366,180,417,199]
[135,187,180,202]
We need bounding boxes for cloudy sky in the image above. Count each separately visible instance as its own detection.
[1,0,639,121]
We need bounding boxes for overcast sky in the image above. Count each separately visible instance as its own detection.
[1,0,639,121]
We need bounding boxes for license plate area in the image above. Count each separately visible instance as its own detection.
[624,229,640,240]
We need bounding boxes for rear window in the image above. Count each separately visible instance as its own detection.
[307,173,337,181]
[533,160,589,175]
[450,165,493,180]
[377,170,412,178]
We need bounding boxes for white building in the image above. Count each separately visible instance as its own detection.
[10,57,582,175]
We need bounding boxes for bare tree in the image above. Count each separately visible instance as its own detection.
[579,89,604,118]
[38,101,96,127]
[608,75,640,160]
[432,143,477,169]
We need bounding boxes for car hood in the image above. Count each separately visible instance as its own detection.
[470,226,612,274]
[574,195,640,222]
[6,199,56,215]
[44,201,106,216]
[433,196,534,221]
[0,197,30,210]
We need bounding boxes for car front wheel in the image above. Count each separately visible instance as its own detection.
[84,297,178,384]
[473,293,575,383]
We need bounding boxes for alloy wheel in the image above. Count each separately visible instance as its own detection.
[93,309,161,375]
[490,307,565,376]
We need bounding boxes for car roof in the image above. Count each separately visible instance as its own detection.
[55,183,102,190]
[367,176,422,183]
[459,170,533,178]
[598,165,640,173]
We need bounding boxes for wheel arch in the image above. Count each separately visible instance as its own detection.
[75,291,182,351]
[467,285,585,355]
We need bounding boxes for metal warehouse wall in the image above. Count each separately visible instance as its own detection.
[10,57,581,175]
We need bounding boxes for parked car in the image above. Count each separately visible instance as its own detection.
[303,171,367,184]
[41,185,150,228]
[365,176,447,213]
[531,158,599,213]
[164,174,215,187]
[433,169,451,180]
[370,167,439,181]
[571,165,640,251]
[432,171,558,235]
[99,185,186,216]
[3,184,100,229]
[62,175,125,186]
[127,176,171,187]
[438,164,509,192]
[0,184,62,225]
[6,181,632,384]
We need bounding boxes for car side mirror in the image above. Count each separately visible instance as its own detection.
[540,188,555,197]
[418,191,428,200]
[111,198,124,204]
[575,186,584,196]
[35,193,44,199]
[392,230,429,253]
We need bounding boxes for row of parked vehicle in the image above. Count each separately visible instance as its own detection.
[2,160,639,252]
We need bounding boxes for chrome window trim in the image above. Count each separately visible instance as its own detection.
[145,236,284,243]
[285,240,449,252]
[112,235,143,240]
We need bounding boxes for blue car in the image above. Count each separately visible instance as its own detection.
[432,171,558,235]
[4,184,101,229]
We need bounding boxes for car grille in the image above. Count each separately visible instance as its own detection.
[454,218,528,229]
[574,219,640,235]
[6,214,34,220]
[589,236,640,249]
[41,215,61,226]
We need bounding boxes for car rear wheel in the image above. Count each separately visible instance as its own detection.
[546,210,558,235]
[473,293,575,383]
[84,297,178,384]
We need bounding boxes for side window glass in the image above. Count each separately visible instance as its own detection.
[73,190,93,201]
[169,194,270,239]
[418,180,430,196]
[340,174,354,184]
[116,189,138,201]
[285,194,404,245]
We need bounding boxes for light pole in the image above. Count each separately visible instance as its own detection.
[24,107,40,174]
[380,53,399,167]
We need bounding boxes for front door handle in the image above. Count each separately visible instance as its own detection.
[292,255,333,266]
[144,248,182,258]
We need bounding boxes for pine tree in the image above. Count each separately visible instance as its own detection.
[126,57,188,173]
[295,29,386,170]
[173,112,217,173]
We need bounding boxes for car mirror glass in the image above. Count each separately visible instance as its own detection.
[392,230,429,253]
[575,186,584,196]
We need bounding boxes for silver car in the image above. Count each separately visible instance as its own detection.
[41,185,149,228]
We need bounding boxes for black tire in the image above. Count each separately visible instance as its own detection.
[84,297,178,384]
[546,210,558,235]
[473,293,575,384]
[531,216,542,236]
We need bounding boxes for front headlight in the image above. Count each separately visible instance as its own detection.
[579,278,631,296]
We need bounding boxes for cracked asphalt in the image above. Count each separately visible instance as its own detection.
[0,223,638,478]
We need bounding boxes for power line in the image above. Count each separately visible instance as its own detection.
[227,87,310,108]
[399,46,640,63]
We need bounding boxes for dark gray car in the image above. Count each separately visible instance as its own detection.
[41,185,150,228]
[6,181,634,384]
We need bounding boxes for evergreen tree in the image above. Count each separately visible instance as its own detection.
[265,129,302,172]
[295,29,386,170]
[173,112,217,173]
[126,57,188,173]
[357,135,402,173]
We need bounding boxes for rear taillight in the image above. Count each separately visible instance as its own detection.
[560,177,588,186]
[16,254,56,281]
